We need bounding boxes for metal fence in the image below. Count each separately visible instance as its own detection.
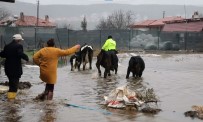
[0,26,203,51]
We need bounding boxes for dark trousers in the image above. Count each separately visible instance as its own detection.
[8,77,19,92]
[45,84,54,92]
[107,50,117,67]
[44,84,54,100]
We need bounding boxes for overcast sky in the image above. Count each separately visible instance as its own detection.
[16,0,203,6]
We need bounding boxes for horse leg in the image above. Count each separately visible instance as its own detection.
[104,67,110,78]
[83,61,86,70]
[133,73,136,77]
[89,58,92,70]
[115,67,117,74]
[126,67,130,78]
[78,62,81,71]
[83,52,89,70]
[89,62,92,70]
[96,62,101,76]
[108,70,111,76]
[88,52,93,70]
[104,69,108,78]
[139,72,143,77]
[70,62,74,71]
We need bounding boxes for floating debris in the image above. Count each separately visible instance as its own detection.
[0,81,32,90]
[0,85,9,93]
[141,107,162,114]
[102,86,161,114]
[34,92,46,101]
[184,105,203,120]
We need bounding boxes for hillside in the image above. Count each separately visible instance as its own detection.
[1,2,203,29]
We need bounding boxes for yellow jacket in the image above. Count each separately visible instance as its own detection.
[102,38,116,51]
[33,46,78,84]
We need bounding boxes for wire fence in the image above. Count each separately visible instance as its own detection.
[0,27,203,51]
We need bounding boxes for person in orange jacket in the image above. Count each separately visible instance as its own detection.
[33,38,80,100]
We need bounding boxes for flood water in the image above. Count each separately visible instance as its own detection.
[1,53,203,122]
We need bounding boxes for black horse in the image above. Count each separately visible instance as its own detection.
[96,50,118,78]
[70,44,93,71]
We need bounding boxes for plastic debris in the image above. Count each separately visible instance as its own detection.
[103,86,144,109]
[0,85,9,93]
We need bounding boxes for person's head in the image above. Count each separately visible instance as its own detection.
[108,35,112,39]
[13,34,24,43]
[47,38,55,47]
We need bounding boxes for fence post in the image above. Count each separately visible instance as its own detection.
[68,29,70,47]
[0,35,1,74]
[185,32,187,50]
[157,29,160,50]
[0,35,2,50]
[99,30,101,48]
[129,29,131,50]
[34,27,36,49]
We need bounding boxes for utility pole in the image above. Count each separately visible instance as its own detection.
[163,11,165,18]
[184,4,187,50]
[35,0,39,50]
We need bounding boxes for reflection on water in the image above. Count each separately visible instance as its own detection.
[38,101,57,122]
[0,99,22,122]
[1,54,203,122]
[95,77,119,101]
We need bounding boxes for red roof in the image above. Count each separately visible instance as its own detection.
[163,21,203,32]
[130,20,156,28]
[150,16,184,27]
[131,16,185,28]
[15,16,55,27]
[0,14,56,27]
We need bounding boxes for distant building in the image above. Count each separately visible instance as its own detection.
[0,12,56,27]
[163,12,203,32]
[0,12,56,50]
[129,16,184,31]
[130,12,203,32]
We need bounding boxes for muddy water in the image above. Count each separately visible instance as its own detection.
[1,53,203,122]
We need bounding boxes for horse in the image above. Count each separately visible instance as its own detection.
[96,50,118,78]
[70,44,93,71]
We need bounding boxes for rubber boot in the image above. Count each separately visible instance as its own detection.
[45,91,53,100]
[7,92,17,99]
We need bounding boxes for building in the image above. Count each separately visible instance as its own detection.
[0,12,56,49]
[129,12,203,51]
[130,16,185,31]
[0,12,56,27]
[130,11,203,32]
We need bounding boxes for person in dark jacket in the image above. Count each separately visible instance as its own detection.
[0,34,29,99]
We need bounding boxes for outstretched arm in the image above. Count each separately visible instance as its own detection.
[58,45,80,57]
[17,45,29,61]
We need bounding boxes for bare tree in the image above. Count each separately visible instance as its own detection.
[96,17,107,30]
[0,7,11,21]
[199,13,203,18]
[96,10,136,30]
[81,16,87,31]
[62,23,70,29]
